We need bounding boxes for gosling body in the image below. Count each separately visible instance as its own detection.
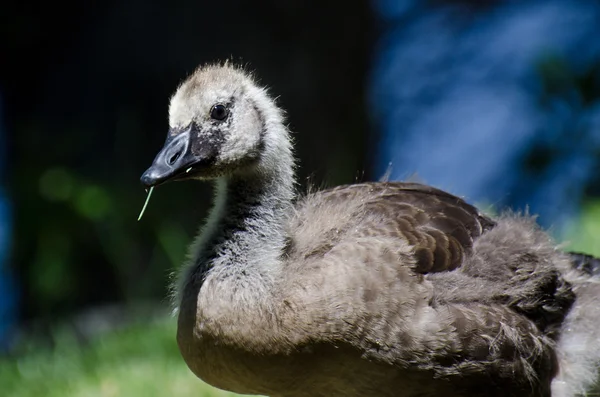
[141,64,600,397]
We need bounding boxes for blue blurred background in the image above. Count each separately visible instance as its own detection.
[370,0,600,234]
[0,94,17,353]
[1,0,599,395]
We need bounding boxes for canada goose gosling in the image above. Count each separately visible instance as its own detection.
[140,63,600,397]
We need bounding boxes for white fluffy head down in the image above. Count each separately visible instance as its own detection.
[168,62,291,178]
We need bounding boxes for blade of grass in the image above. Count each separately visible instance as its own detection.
[137,187,154,221]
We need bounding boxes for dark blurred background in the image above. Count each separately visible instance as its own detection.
[1,0,599,395]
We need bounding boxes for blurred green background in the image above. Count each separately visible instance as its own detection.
[2,0,600,396]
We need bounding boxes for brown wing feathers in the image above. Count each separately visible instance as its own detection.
[328,182,496,274]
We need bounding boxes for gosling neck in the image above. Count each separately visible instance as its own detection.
[198,134,296,285]
[210,168,294,268]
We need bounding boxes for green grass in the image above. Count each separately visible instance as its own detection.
[563,200,600,257]
[0,317,251,397]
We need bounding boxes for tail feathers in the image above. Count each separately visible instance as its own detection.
[552,251,600,396]
[567,251,600,277]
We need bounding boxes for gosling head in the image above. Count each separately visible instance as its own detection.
[141,63,281,188]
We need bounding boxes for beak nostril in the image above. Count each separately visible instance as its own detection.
[168,151,181,165]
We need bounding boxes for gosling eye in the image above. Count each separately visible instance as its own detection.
[210,104,229,121]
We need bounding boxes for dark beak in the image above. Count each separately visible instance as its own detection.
[140,126,199,188]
